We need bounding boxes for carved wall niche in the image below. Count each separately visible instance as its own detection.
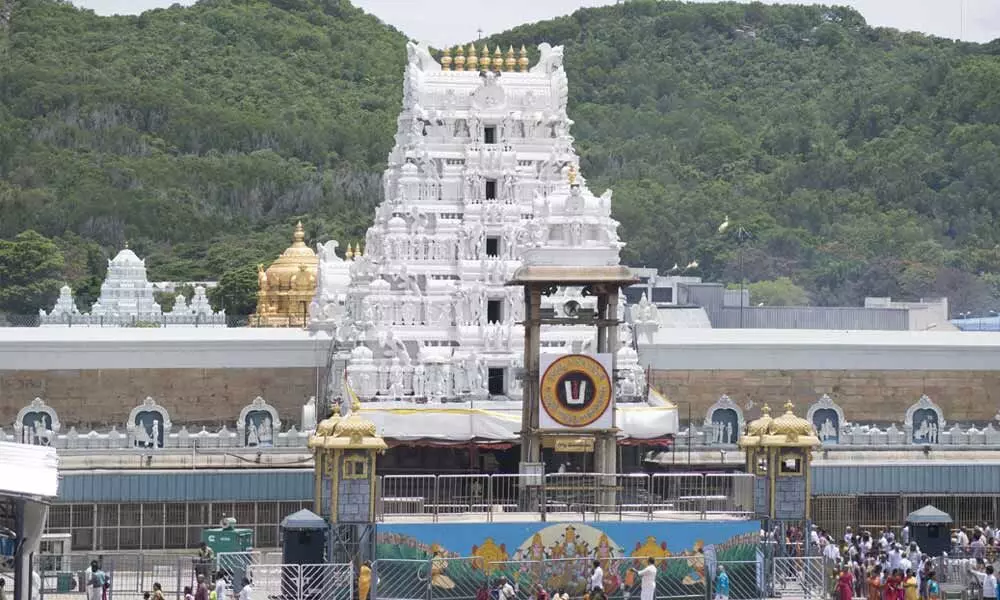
[905,395,945,444]
[127,397,172,449]
[14,398,61,446]
[704,394,744,445]
[238,396,281,448]
[807,394,845,444]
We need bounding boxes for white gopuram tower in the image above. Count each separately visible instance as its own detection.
[311,42,649,415]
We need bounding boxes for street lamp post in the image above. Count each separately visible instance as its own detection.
[735,225,752,329]
[719,217,753,329]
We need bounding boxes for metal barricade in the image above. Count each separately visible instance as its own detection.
[373,558,433,600]
[375,472,756,522]
[772,555,828,599]
[712,560,764,600]
[379,475,437,519]
[246,563,353,600]
[436,474,491,516]
[650,473,707,516]
[705,473,755,517]
[38,553,208,600]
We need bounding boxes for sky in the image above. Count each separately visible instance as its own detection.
[74,0,1000,47]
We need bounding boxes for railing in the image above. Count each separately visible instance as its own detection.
[3,314,303,328]
[372,555,815,600]
[38,552,352,600]
[376,472,755,521]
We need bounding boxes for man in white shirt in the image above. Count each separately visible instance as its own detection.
[888,544,903,571]
[214,571,228,600]
[957,528,970,548]
[590,561,605,599]
[844,527,853,545]
[499,578,515,600]
[823,539,840,564]
[632,558,657,600]
[810,526,820,547]
[238,578,252,600]
[970,565,997,600]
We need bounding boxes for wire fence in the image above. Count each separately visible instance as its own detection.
[372,556,784,600]
[3,314,303,328]
[376,472,755,521]
[37,553,203,600]
[37,553,352,600]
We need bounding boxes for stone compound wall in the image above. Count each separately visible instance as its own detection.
[650,369,1000,423]
[0,367,318,427]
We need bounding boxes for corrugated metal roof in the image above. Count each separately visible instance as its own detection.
[811,464,1000,495]
[59,469,314,503]
[54,465,1000,504]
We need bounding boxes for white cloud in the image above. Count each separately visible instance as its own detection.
[73,0,1000,47]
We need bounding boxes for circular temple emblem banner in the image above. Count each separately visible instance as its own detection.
[539,353,614,430]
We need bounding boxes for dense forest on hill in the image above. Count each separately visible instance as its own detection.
[2,0,1000,315]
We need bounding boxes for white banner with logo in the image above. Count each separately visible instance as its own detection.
[538,353,614,430]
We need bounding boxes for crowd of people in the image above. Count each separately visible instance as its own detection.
[809,524,1000,600]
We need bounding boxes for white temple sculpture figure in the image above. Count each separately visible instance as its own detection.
[305,41,647,408]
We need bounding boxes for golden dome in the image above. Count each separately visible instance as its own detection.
[264,222,318,287]
[746,404,773,437]
[335,414,378,441]
[440,48,452,71]
[769,401,817,441]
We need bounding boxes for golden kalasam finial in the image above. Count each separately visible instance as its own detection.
[440,47,452,71]
[504,45,516,71]
[492,46,504,72]
[480,44,490,70]
[454,45,467,71]
[784,400,795,414]
[518,45,529,72]
[346,242,354,260]
[357,242,364,257]
[462,43,474,71]
[761,404,771,416]
[568,164,578,185]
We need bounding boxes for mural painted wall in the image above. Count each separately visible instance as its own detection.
[376,520,761,599]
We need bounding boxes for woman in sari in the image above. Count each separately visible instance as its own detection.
[867,565,883,600]
[835,566,855,600]
[885,569,903,600]
[903,570,919,600]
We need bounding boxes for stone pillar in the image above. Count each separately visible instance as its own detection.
[520,285,543,465]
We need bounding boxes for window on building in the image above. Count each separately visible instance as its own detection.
[779,454,802,475]
[486,236,499,257]
[756,456,768,475]
[484,126,496,144]
[343,455,368,479]
[488,368,505,395]
[485,179,497,200]
[487,299,502,323]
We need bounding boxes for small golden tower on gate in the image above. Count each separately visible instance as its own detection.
[739,402,820,521]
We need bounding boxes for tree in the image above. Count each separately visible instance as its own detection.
[0,231,65,315]
[209,265,260,315]
[746,277,810,307]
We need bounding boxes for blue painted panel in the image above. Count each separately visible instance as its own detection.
[375,521,762,598]
[58,470,314,503]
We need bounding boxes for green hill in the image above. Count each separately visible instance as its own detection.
[2,0,1000,314]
